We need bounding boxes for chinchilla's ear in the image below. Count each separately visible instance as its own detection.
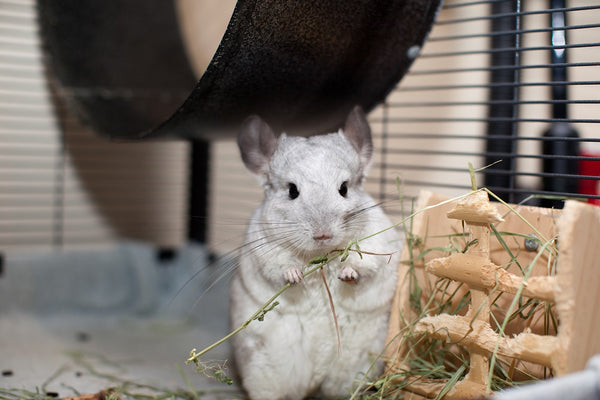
[238,115,278,176]
[342,105,373,167]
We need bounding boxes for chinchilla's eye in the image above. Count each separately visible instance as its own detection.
[288,183,299,200]
[339,181,348,197]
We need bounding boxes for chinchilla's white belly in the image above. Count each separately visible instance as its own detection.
[230,259,395,398]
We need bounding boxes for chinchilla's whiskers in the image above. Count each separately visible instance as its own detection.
[242,232,303,258]
[184,200,392,310]
[244,219,299,232]
[189,259,238,311]
[276,234,306,256]
[249,220,297,227]
[170,221,300,311]
[256,223,318,259]
[225,225,301,265]
[245,217,297,227]
[344,198,399,223]
[240,229,295,259]
[246,231,302,259]
[185,198,400,312]
[245,226,299,239]
[186,229,301,312]
[351,200,384,216]
[167,238,247,310]
[342,201,375,228]
[190,217,297,258]
[166,263,212,310]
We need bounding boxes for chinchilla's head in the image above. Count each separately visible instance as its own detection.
[237,106,376,257]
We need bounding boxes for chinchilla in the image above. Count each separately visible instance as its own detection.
[230,106,401,400]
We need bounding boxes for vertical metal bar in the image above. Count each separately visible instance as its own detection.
[541,0,580,208]
[549,0,568,120]
[379,103,389,203]
[52,94,66,249]
[188,140,211,244]
[484,0,521,203]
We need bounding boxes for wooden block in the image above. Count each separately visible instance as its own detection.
[384,191,560,373]
[385,190,600,395]
[447,190,504,225]
[554,200,600,375]
[415,314,559,367]
[426,253,556,303]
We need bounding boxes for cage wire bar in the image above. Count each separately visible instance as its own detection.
[371,0,600,213]
[484,0,521,203]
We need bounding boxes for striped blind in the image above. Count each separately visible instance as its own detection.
[0,0,190,251]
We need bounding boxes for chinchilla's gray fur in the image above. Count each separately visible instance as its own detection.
[230,106,401,400]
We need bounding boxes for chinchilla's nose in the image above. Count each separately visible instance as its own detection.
[313,232,333,241]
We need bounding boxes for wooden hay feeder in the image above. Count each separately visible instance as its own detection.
[384,190,600,399]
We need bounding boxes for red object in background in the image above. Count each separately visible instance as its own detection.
[579,152,600,205]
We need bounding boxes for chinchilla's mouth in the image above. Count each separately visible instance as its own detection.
[311,236,349,255]
[313,238,334,249]
[287,231,351,258]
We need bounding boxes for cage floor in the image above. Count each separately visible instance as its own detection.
[0,243,242,399]
[0,312,240,399]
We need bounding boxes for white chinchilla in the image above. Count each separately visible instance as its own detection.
[230,106,401,400]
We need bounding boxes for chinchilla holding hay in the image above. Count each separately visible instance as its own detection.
[231,106,401,400]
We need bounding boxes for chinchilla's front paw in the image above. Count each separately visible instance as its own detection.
[283,267,304,284]
[338,265,359,283]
